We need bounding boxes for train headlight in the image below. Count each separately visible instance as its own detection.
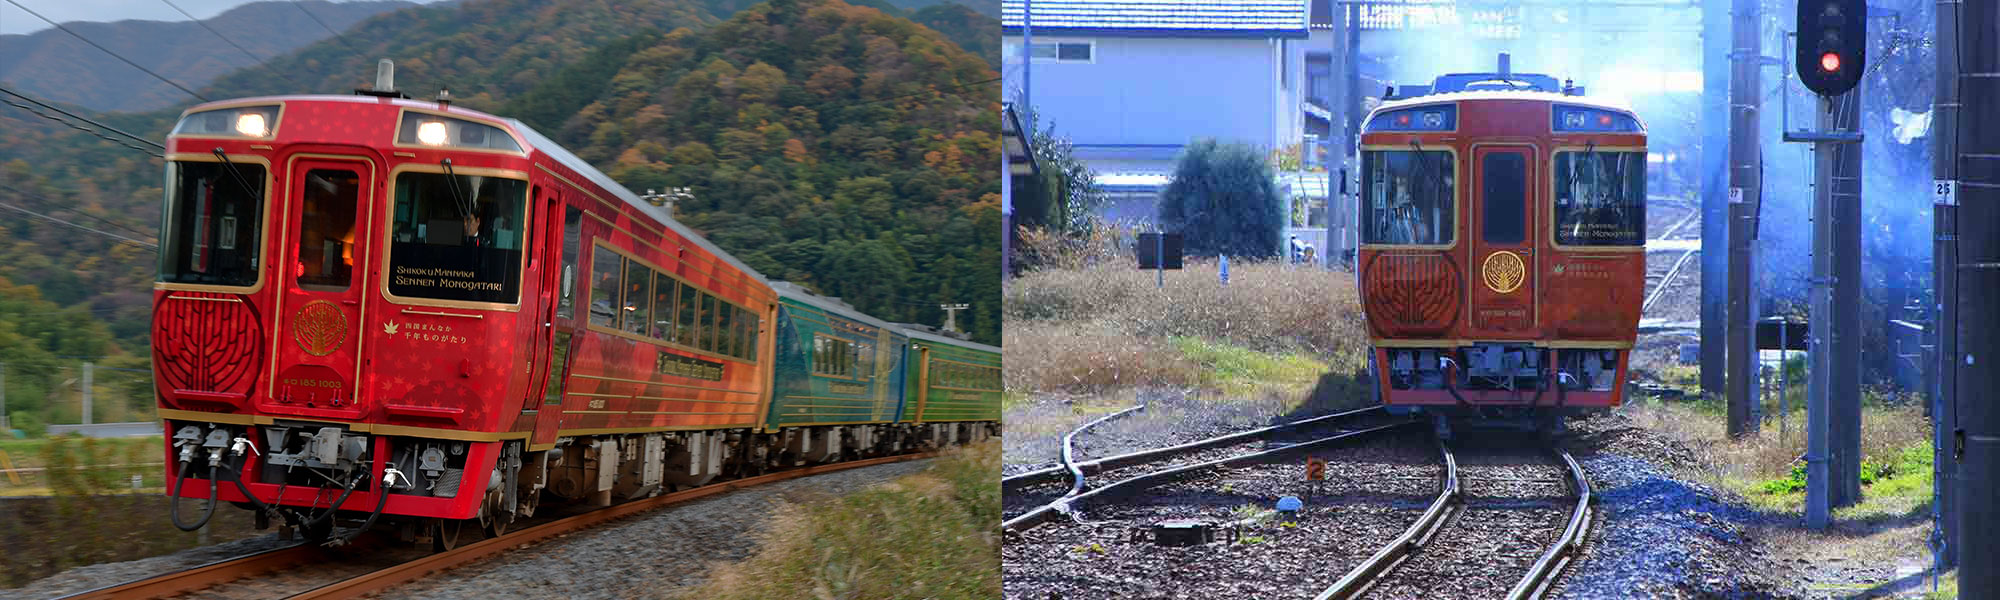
[1422,111,1444,128]
[233,113,268,137]
[416,121,449,146]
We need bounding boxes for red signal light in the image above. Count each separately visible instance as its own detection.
[1396,114,1411,125]
[1597,114,1613,126]
[1821,52,1840,72]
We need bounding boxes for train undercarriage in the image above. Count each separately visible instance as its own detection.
[165,420,998,550]
[1375,342,1628,439]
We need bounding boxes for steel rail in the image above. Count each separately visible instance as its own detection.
[1506,447,1594,600]
[1004,421,1415,532]
[1059,400,1148,497]
[1003,405,1387,491]
[53,543,329,600]
[1313,435,1459,600]
[285,451,937,600]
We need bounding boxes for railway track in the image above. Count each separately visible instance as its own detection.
[1001,405,1395,528]
[1319,435,1592,600]
[54,452,936,600]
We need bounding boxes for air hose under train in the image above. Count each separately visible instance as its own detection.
[168,460,218,532]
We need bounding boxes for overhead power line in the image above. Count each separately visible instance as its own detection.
[0,181,159,241]
[289,0,366,59]
[0,87,166,151]
[1,0,209,102]
[158,0,306,90]
[0,201,159,249]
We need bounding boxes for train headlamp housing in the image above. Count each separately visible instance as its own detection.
[396,113,522,152]
[1551,104,1641,133]
[172,105,280,138]
[1365,104,1456,132]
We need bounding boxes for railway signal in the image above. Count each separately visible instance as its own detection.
[1794,0,1866,96]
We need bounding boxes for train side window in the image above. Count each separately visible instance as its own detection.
[1481,152,1527,244]
[699,293,719,353]
[716,301,736,358]
[744,312,761,360]
[385,172,527,303]
[621,259,650,334]
[588,245,619,328]
[676,281,698,344]
[1360,150,1455,245]
[650,273,676,340]
[1554,151,1647,246]
[557,207,581,320]
[159,161,265,288]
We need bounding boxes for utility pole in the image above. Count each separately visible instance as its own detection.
[1327,2,1350,268]
[1806,87,1865,527]
[1929,0,1961,569]
[939,304,969,334]
[1699,0,1730,403]
[1950,0,1997,588]
[1,363,7,431]
[1724,0,1763,437]
[81,361,93,426]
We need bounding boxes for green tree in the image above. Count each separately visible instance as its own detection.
[1157,139,1284,259]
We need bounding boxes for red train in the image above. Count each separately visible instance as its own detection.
[1356,58,1646,433]
[152,65,994,548]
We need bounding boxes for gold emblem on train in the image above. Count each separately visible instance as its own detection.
[1481,250,1526,294]
[293,300,349,356]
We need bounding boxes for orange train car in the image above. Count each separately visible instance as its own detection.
[1355,59,1646,432]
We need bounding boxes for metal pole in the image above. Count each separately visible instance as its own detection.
[1699,0,1731,403]
[1953,0,1997,588]
[0,363,7,432]
[1781,324,1789,446]
[81,361,93,426]
[1807,94,1832,528]
[1156,230,1164,289]
[1725,0,1763,437]
[1022,0,1032,135]
[1344,4,1360,160]
[1930,0,1961,569]
[1828,87,1862,508]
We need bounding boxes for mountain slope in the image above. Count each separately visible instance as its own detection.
[538,0,1001,343]
[910,4,997,69]
[0,1,413,112]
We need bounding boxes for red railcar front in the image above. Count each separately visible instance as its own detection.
[1355,71,1646,431]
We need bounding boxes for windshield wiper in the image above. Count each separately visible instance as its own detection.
[211,148,260,197]
[440,158,473,220]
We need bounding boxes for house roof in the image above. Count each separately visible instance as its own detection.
[1002,103,1040,176]
[1002,0,1310,38]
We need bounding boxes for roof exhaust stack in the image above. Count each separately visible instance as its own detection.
[356,58,411,99]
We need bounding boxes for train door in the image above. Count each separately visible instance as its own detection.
[1467,145,1537,337]
[267,156,377,418]
[530,199,582,448]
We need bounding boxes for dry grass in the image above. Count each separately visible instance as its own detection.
[680,442,1000,600]
[1005,260,1366,396]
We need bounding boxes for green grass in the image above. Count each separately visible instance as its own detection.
[680,442,1000,600]
[1741,441,1936,519]
[0,435,166,495]
[1169,337,1328,396]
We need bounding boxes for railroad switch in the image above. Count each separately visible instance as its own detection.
[1150,519,1217,546]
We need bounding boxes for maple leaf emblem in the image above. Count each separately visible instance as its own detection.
[1553,264,1566,275]
[383,322,400,336]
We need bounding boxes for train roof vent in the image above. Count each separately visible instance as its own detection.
[355,59,411,99]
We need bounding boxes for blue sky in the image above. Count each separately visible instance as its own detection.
[1,0,445,36]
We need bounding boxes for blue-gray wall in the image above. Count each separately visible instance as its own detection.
[1006,35,1302,154]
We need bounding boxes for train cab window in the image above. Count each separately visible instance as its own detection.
[386,172,526,303]
[1360,150,1454,245]
[1554,151,1647,246]
[588,246,619,328]
[557,207,581,320]
[1480,152,1527,244]
[159,161,265,287]
[296,169,360,290]
[856,341,874,378]
[621,258,650,333]
[650,273,677,340]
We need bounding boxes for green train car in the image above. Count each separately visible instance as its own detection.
[896,324,1001,447]
[762,282,911,462]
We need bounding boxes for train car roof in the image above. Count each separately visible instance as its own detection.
[770,281,902,333]
[894,323,1001,354]
[176,95,771,291]
[1371,89,1634,117]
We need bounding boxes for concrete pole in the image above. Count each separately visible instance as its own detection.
[1021,0,1032,135]
[1344,4,1360,160]
[1724,0,1763,437]
[0,363,7,431]
[1807,94,1834,529]
[1828,88,1862,508]
[1002,138,1012,285]
[1952,0,1998,588]
[81,362,93,426]
[1700,0,1731,402]
[1929,0,1961,568]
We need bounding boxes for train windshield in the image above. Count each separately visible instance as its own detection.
[386,172,526,303]
[159,161,265,287]
[1361,150,1455,245]
[1553,151,1646,245]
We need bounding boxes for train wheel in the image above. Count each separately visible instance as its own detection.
[484,513,511,538]
[431,519,464,552]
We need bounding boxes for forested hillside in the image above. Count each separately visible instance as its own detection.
[0,0,413,112]
[521,0,1000,343]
